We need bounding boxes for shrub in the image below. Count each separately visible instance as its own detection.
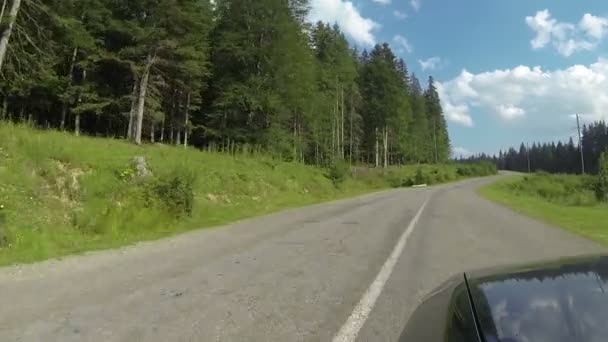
[0,209,7,247]
[456,161,497,177]
[503,173,599,207]
[595,152,608,202]
[328,160,351,185]
[147,168,196,217]
[414,168,427,185]
[456,166,472,177]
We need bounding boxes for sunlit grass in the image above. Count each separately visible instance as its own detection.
[480,176,608,245]
[0,123,492,265]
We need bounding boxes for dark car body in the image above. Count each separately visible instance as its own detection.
[399,255,608,342]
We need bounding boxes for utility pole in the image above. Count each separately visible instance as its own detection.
[433,118,438,163]
[576,114,585,175]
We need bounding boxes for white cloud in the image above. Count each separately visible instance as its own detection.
[496,104,525,120]
[555,39,595,57]
[393,10,407,20]
[526,10,557,49]
[372,0,391,4]
[435,83,474,127]
[410,0,421,12]
[453,147,473,158]
[393,35,413,53]
[580,13,608,39]
[437,59,608,129]
[419,56,442,71]
[309,0,380,46]
[526,10,608,56]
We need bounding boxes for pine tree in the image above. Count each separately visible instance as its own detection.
[425,76,451,162]
[0,1,456,170]
[408,73,429,163]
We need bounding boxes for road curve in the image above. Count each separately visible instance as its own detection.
[0,176,604,342]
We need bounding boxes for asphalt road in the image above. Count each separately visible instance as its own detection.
[0,176,605,342]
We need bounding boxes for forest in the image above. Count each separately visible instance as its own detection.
[464,121,608,175]
[0,0,451,167]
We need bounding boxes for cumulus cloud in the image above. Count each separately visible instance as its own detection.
[496,105,526,120]
[580,13,608,39]
[410,0,421,12]
[309,0,379,46]
[437,59,608,128]
[393,10,407,20]
[419,56,442,71]
[393,35,413,53]
[372,0,391,4]
[526,10,608,56]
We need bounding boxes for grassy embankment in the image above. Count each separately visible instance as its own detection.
[0,123,495,265]
[480,173,608,245]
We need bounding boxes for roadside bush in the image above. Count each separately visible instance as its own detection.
[147,168,196,217]
[0,209,7,247]
[507,173,597,206]
[456,161,497,177]
[414,168,428,185]
[595,152,608,202]
[386,170,414,188]
[328,160,351,185]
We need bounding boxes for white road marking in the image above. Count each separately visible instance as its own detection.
[332,198,430,342]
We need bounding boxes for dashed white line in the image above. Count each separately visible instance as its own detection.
[332,198,430,342]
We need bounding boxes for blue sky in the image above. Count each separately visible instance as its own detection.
[309,0,608,157]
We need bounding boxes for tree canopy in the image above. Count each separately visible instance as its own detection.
[0,0,452,167]
[463,121,608,175]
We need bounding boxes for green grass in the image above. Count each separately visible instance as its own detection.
[480,175,608,245]
[0,123,493,265]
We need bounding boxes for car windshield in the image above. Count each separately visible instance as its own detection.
[471,269,608,342]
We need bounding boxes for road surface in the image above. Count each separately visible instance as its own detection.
[0,176,605,342]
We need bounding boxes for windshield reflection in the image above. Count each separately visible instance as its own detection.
[469,259,608,342]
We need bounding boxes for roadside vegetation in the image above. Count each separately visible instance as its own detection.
[0,124,495,265]
[0,0,498,266]
[480,159,608,245]
[0,0,450,168]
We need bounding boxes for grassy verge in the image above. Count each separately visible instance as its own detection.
[480,175,608,245]
[0,123,494,265]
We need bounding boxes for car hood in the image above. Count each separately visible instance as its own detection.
[466,255,608,342]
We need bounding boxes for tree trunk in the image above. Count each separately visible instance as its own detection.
[0,0,22,72]
[432,118,438,163]
[127,78,138,139]
[160,117,165,143]
[299,121,304,162]
[170,124,174,144]
[375,127,379,168]
[384,126,389,168]
[0,0,8,26]
[184,92,190,148]
[60,47,78,131]
[314,126,319,166]
[0,95,6,121]
[176,129,181,146]
[331,104,336,162]
[74,69,86,136]
[150,122,155,143]
[74,112,80,136]
[134,53,155,145]
[293,114,297,162]
[341,87,345,159]
[349,92,353,165]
